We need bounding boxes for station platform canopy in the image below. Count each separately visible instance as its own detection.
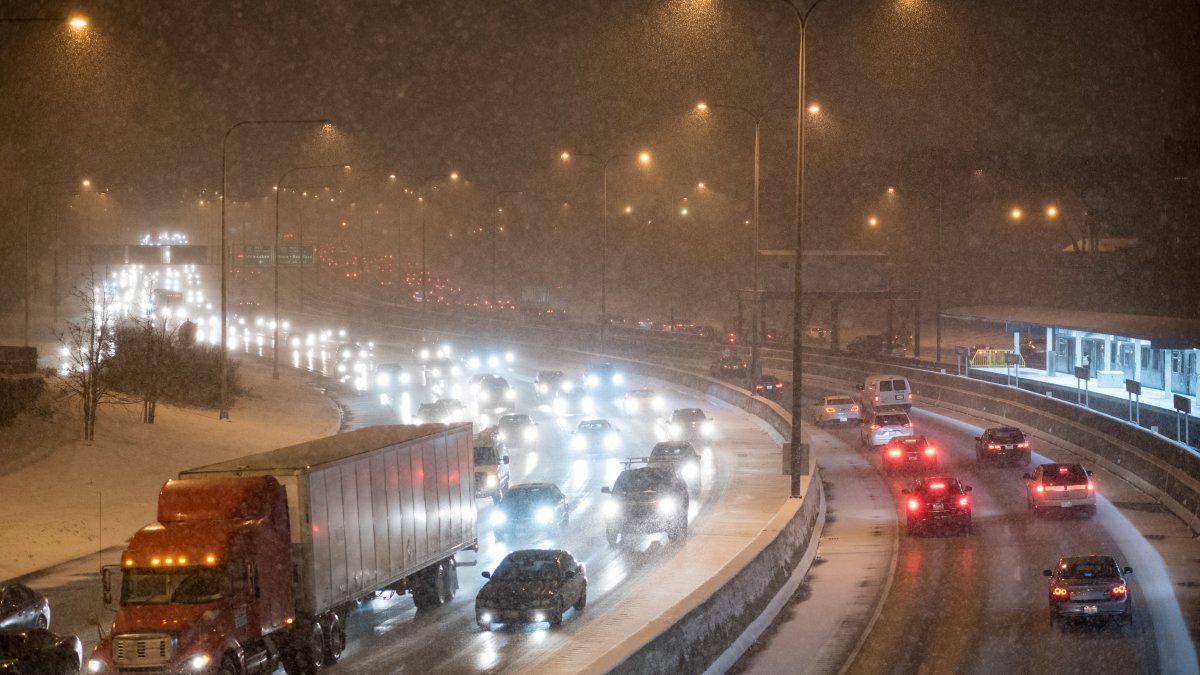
[941,305,1200,351]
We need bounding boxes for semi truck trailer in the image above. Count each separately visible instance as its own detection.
[87,424,477,675]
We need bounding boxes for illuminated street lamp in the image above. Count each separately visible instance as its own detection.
[273,164,349,379]
[1011,207,1023,221]
[219,118,332,419]
[560,150,652,334]
[695,100,794,385]
[388,171,461,308]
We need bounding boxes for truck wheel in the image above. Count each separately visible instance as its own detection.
[413,565,447,610]
[282,621,325,674]
[323,613,345,664]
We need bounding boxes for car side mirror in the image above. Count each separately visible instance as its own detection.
[1042,570,1052,577]
[481,571,491,579]
[1123,566,1133,574]
[601,486,611,494]
[964,485,973,492]
[564,569,576,579]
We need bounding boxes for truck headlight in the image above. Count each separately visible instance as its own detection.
[189,654,211,671]
[87,659,106,673]
[536,507,554,524]
[657,497,677,515]
[491,510,507,525]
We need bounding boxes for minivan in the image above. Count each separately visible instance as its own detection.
[857,374,913,415]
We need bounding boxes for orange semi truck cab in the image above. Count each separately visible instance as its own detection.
[87,424,477,675]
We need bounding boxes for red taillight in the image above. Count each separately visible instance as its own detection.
[870,423,880,430]
[958,496,969,507]
[1052,586,1069,598]
[1110,583,1127,597]
[887,448,902,458]
[1017,442,1030,449]
[923,446,936,457]
[903,422,913,428]
[907,498,920,510]
[907,392,913,400]
[850,405,859,412]
[1058,466,1069,474]
[1035,484,1044,493]
[756,385,764,390]
[825,407,835,413]
[987,443,1000,450]
[929,482,946,490]
[873,395,879,403]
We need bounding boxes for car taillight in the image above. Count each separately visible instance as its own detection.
[958,496,969,507]
[1110,583,1127,597]
[1035,484,1044,493]
[756,385,764,390]
[870,423,880,430]
[825,407,835,413]
[903,422,913,428]
[929,482,945,490]
[1052,585,1069,598]
[987,443,1000,450]
[873,395,879,403]
[1087,482,1094,491]
[850,405,859,412]
[887,448,902,458]
[923,447,936,457]
[1017,442,1030,448]
[907,392,913,400]
[907,498,920,510]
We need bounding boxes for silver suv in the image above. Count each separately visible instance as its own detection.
[861,411,914,450]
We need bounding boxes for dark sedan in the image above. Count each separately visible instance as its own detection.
[975,426,1031,465]
[902,476,973,536]
[491,483,569,540]
[752,375,786,401]
[0,628,82,675]
[0,584,49,630]
[476,549,587,629]
[1043,555,1133,628]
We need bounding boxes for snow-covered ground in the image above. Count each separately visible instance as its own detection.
[0,342,340,581]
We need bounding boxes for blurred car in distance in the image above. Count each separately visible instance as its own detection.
[1025,463,1096,517]
[490,483,569,540]
[709,355,749,380]
[476,549,587,629]
[902,476,972,536]
[666,408,714,441]
[497,413,538,448]
[602,464,689,544]
[975,426,1031,465]
[752,375,785,401]
[622,387,665,414]
[571,419,620,451]
[812,395,861,427]
[647,441,702,491]
[0,583,49,630]
[1043,555,1133,628]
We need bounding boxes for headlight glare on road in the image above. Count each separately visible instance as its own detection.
[536,507,554,524]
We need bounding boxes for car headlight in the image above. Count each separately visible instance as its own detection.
[379,393,391,405]
[505,389,516,400]
[536,507,554,524]
[480,612,493,624]
[612,373,624,385]
[603,500,620,517]
[553,399,566,415]
[505,351,515,363]
[571,436,586,450]
[87,659,106,673]
[479,391,490,402]
[626,399,639,411]
[652,397,664,411]
[657,497,677,515]
[491,510,507,525]
[562,381,574,392]
[419,348,431,360]
[701,421,714,435]
[681,462,699,480]
[497,431,508,441]
[337,364,347,374]
[486,475,497,487]
[538,384,548,394]
[468,357,481,369]
[400,373,411,384]
[669,424,681,436]
[376,374,390,387]
[524,428,538,441]
[189,654,211,671]
[533,612,545,623]
[585,375,598,387]
[487,355,500,368]
[451,366,462,377]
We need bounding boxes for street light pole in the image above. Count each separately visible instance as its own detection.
[492,190,525,307]
[273,163,347,380]
[220,118,330,420]
[783,0,828,490]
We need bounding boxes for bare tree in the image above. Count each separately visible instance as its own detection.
[56,273,124,441]
[109,317,175,424]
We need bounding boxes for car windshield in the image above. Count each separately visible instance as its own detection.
[876,414,909,427]
[503,488,558,510]
[614,468,672,492]
[827,397,854,406]
[474,447,497,464]
[1059,558,1120,580]
[579,421,609,432]
[672,409,705,421]
[990,428,1025,442]
[1042,464,1089,485]
[121,566,224,605]
[500,415,529,425]
[652,443,691,459]
[492,554,561,582]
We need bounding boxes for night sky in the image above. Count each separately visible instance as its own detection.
[2,0,1198,317]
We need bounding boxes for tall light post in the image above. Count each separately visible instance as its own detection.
[666,181,706,324]
[273,164,348,379]
[781,0,829,490]
[695,102,793,386]
[492,190,525,307]
[387,171,460,308]
[560,150,651,334]
[220,118,331,420]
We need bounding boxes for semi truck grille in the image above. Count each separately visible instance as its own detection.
[113,633,173,666]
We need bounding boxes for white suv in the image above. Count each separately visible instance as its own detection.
[861,411,914,450]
